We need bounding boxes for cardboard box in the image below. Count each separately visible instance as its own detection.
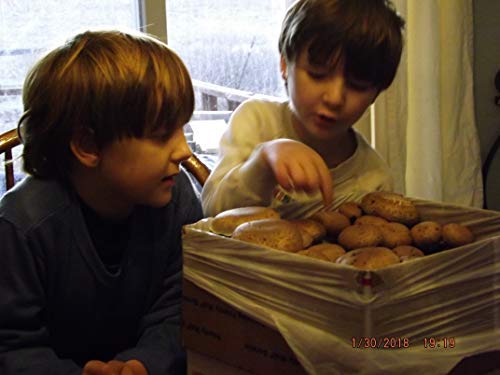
[182,199,500,374]
[182,278,306,375]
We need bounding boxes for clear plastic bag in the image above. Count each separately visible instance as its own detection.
[183,199,500,374]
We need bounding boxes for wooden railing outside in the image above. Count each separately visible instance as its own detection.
[193,79,254,113]
[192,79,281,114]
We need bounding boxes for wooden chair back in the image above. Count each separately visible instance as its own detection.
[0,128,22,192]
[181,154,211,187]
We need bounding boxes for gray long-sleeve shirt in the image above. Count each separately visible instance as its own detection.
[0,171,202,375]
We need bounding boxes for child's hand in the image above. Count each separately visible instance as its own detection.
[260,139,333,205]
[82,359,148,375]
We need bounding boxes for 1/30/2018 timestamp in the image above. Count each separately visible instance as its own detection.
[351,337,410,349]
[423,337,455,349]
[351,337,456,349]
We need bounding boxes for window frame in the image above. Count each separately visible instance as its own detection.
[140,0,168,42]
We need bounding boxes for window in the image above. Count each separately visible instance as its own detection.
[166,0,290,155]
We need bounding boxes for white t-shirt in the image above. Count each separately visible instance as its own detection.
[201,98,393,219]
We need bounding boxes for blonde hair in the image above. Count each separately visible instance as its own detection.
[19,29,194,181]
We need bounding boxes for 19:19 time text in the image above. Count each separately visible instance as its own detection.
[423,337,455,349]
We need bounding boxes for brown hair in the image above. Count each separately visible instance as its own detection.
[279,0,405,90]
[19,29,194,181]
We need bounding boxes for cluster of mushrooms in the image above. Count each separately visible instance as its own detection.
[208,192,475,270]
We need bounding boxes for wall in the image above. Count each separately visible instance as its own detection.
[473,0,500,210]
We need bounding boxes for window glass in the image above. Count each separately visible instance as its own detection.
[167,0,287,98]
[167,0,289,156]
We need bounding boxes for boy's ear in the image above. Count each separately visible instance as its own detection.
[280,55,288,80]
[70,128,100,168]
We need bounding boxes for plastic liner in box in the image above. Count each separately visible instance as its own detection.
[182,199,500,375]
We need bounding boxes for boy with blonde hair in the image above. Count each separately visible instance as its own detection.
[0,30,202,374]
[202,0,405,219]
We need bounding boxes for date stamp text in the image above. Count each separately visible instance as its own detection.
[351,337,410,349]
[351,337,456,349]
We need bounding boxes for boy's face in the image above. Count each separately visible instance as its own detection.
[281,50,378,142]
[94,126,191,212]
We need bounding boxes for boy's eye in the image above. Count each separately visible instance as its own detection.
[149,131,170,143]
[307,70,328,80]
[347,78,373,91]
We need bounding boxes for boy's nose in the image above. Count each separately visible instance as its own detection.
[172,131,192,163]
[322,76,346,108]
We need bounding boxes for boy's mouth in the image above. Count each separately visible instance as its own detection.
[162,170,179,180]
[315,113,337,127]
[161,173,177,185]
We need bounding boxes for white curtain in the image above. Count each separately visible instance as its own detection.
[359,0,484,207]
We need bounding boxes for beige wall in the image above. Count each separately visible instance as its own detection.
[473,0,500,210]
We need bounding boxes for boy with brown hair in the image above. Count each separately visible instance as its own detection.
[0,29,202,374]
[202,0,405,219]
